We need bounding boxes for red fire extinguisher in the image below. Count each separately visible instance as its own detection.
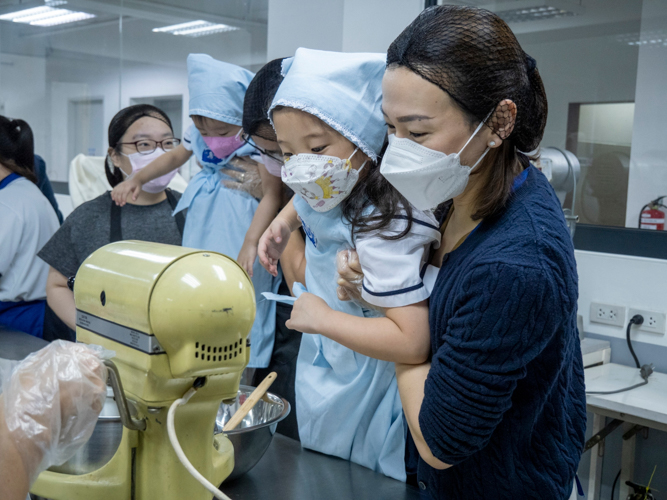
[639,196,666,230]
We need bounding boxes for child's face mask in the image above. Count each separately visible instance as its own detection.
[281,148,366,212]
[202,130,244,159]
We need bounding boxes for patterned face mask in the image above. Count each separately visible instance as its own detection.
[281,148,366,212]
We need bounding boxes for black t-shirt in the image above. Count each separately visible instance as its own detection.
[38,191,183,278]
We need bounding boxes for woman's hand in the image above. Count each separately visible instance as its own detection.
[258,217,293,277]
[222,156,263,199]
[336,249,364,302]
[111,175,143,206]
[285,292,331,333]
[237,239,258,278]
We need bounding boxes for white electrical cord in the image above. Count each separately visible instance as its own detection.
[167,387,233,500]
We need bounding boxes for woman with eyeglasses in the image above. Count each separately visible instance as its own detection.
[38,105,185,339]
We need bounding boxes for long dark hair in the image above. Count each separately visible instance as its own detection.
[105,104,173,187]
[341,141,414,240]
[386,5,548,220]
[0,116,36,183]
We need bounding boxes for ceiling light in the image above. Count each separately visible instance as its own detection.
[152,20,239,37]
[498,5,576,23]
[0,4,95,26]
[616,30,667,47]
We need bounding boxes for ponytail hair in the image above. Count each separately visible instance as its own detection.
[0,116,36,183]
[105,104,173,187]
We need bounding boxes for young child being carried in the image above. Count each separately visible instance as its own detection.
[112,54,281,369]
[257,49,441,481]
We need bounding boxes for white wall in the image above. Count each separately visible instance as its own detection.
[624,0,667,227]
[519,35,638,150]
[577,250,667,348]
[267,0,345,59]
[267,0,422,58]
[0,54,49,166]
[341,0,422,53]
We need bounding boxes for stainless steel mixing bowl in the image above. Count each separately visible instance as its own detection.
[215,385,290,482]
[48,386,122,475]
[46,384,289,481]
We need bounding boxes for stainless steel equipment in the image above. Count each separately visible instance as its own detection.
[537,147,581,237]
[49,387,123,475]
[215,385,290,481]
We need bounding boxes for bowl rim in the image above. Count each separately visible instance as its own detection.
[217,384,291,435]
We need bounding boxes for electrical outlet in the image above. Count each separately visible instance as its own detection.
[590,302,626,327]
[628,308,667,335]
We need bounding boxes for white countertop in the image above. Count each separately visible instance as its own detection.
[585,363,667,430]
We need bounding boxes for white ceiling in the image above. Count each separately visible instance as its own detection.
[0,0,654,65]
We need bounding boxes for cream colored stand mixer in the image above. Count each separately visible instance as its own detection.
[31,241,256,500]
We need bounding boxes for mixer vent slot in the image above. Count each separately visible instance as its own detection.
[194,341,242,361]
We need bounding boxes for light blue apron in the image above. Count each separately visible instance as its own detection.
[174,128,281,368]
[293,195,406,482]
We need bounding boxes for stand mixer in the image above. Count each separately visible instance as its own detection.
[31,240,256,500]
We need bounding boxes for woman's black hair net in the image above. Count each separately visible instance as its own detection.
[242,58,287,142]
[386,5,547,152]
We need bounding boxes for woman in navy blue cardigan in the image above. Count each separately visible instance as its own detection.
[338,6,586,499]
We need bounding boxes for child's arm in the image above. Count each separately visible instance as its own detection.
[237,164,283,277]
[281,230,307,291]
[111,144,191,206]
[286,295,430,364]
[258,197,301,277]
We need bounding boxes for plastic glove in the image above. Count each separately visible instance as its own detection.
[1,340,113,486]
[336,249,364,302]
[222,156,263,200]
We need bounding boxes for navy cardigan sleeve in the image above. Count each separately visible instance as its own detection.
[419,260,560,465]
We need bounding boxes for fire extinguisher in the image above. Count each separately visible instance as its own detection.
[639,196,666,230]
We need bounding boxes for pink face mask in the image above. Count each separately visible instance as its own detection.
[122,149,176,193]
[203,132,244,159]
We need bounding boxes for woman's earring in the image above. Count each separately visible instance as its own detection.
[489,141,496,147]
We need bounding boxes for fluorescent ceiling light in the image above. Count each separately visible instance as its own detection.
[0,4,95,26]
[498,5,576,23]
[152,20,239,37]
[616,30,667,47]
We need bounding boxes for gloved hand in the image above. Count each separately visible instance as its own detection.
[0,340,113,487]
[336,249,364,302]
[221,156,263,200]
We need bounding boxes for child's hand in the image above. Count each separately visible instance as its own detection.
[285,292,331,333]
[258,218,292,277]
[111,176,143,206]
[237,240,258,278]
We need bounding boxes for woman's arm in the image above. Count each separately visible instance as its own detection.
[45,267,76,330]
[395,363,450,469]
[111,144,191,206]
[0,401,31,500]
[258,198,301,276]
[286,297,430,364]
[237,164,284,277]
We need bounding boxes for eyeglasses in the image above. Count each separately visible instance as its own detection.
[241,133,283,163]
[118,138,181,155]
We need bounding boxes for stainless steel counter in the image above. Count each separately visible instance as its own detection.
[0,327,48,360]
[223,433,420,500]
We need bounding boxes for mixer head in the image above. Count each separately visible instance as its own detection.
[73,241,256,401]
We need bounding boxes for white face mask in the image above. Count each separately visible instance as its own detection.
[281,148,365,212]
[380,118,490,211]
[121,149,176,193]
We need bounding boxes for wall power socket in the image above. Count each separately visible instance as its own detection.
[590,302,626,327]
[628,309,667,335]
